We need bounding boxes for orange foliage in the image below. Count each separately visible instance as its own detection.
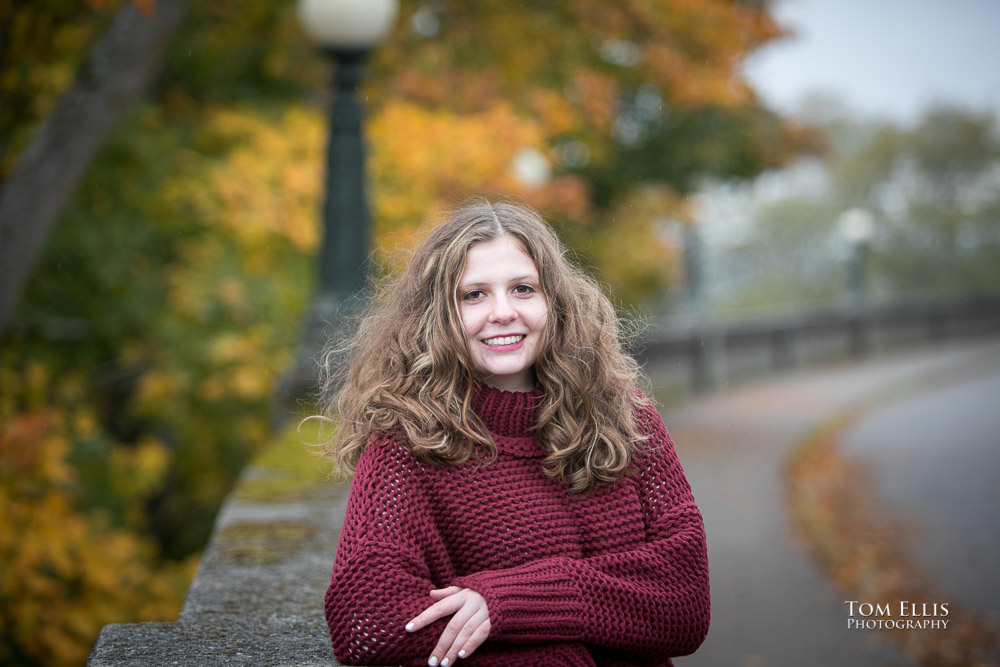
[368,100,592,265]
[0,410,193,666]
[583,186,688,304]
[374,0,784,117]
[186,107,323,257]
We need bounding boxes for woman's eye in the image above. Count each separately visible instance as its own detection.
[462,289,485,301]
[513,284,536,295]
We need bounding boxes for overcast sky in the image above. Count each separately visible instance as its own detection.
[742,0,1000,124]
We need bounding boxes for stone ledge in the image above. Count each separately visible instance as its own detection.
[88,620,334,666]
[87,459,350,666]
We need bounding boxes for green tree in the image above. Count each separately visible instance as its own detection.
[0,0,189,336]
[705,105,1000,310]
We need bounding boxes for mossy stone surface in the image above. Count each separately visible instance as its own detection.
[88,419,358,666]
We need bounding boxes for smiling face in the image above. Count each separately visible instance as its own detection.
[457,235,548,392]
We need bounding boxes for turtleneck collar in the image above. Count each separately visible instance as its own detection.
[470,382,544,440]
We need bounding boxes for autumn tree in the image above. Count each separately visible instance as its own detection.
[360,0,813,303]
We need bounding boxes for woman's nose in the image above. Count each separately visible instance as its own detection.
[488,295,516,323]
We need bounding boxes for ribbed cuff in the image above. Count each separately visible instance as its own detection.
[452,558,588,642]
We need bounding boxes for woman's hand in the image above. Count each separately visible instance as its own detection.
[405,586,491,666]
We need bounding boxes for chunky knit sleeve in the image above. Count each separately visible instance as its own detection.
[324,435,443,666]
[451,402,710,661]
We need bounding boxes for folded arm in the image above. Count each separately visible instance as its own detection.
[452,408,710,660]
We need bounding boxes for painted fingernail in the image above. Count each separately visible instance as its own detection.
[428,658,439,667]
[458,650,467,659]
[405,622,414,632]
[442,659,450,667]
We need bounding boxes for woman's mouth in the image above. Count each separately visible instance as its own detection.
[482,334,526,347]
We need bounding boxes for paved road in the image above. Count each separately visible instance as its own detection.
[658,338,1000,667]
[841,356,1000,619]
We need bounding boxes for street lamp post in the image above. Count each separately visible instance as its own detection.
[318,49,371,306]
[838,206,875,357]
[838,206,875,309]
[283,0,398,401]
[682,223,704,312]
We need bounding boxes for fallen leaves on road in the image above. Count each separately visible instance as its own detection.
[785,416,1000,667]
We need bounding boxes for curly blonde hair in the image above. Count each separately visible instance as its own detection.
[317,200,649,492]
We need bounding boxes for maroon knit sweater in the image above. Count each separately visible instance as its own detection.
[325,385,710,666]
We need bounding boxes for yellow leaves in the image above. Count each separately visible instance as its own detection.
[166,242,219,323]
[110,436,172,503]
[137,368,182,406]
[229,366,271,401]
[201,106,323,257]
[586,185,687,306]
[72,409,99,441]
[368,99,592,264]
[529,89,584,137]
[373,102,521,191]
[21,360,49,408]
[203,329,276,400]
[195,376,224,403]
[0,487,188,664]
[0,406,190,666]
[197,368,272,403]
[216,277,247,312]
[210,332,255,365]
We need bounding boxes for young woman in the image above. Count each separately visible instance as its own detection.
[318,201,709,666]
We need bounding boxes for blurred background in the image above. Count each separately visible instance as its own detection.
[1,0,998,665]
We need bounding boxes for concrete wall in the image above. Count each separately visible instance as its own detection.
[87,461,351,666]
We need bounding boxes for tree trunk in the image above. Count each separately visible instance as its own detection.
[0,0,189,338]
